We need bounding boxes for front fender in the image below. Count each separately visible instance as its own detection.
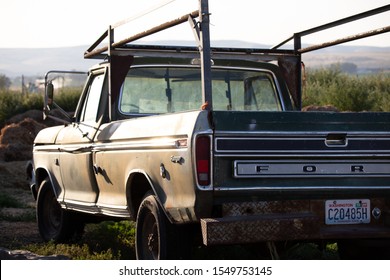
[34,166,63,203]
[26,160,37,200]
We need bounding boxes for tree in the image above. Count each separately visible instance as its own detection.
[0,74,11,90]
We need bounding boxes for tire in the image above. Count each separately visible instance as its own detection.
[135,193,168,259]
[135,193,193,260]
[36,178,83,242]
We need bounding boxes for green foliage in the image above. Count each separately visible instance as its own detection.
[0,74,11,90]
[302,67,390,112]
[53,87,83,112]
[82,221,136,259]
[25,242,116,260]
[0,90,43,125]
[0,87,81,126]
[280,242,339,260]
[23,220,136,260]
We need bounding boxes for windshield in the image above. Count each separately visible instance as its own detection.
[119,66,282,115]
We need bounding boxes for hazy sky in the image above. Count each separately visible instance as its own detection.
[1,0,389,48]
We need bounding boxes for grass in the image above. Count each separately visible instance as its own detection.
[281,242,339,260]
[24,242,118,260]
[0,210,35,222]
[0,192,36,222]
[22,221,136,260]
[81,221,136,259]
[0,192,23,208]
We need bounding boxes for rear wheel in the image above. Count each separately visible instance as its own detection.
[135,193,193,259]
[36,178,84,242]
[135,194,168,259]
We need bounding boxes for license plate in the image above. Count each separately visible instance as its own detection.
[325,199,370,225]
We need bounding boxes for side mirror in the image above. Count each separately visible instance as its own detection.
[43,81,54,120]
[43,70,87,123]
[46,81,54,106]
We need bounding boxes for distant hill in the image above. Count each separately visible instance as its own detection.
[301,44,390,72]
[0,46,96,78]
[1,41,389,79]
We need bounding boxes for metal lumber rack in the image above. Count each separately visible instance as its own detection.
[274,4,390,53]
[84,0,390,111]
[83,2,297,61]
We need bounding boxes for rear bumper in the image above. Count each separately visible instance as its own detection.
[201,215,390,246]
[200,199,390,246]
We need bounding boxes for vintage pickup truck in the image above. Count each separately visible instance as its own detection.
[30,1,390,259]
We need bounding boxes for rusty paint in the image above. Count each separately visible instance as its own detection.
[201,214,320,246]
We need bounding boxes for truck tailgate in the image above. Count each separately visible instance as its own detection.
[211,111,390,196]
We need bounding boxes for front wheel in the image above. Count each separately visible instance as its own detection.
[36,178,83,242]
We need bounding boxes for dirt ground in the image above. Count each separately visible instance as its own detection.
[0,111,52,257]
[0,160,41,248]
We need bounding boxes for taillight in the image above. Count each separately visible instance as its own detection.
[195,135,211,186]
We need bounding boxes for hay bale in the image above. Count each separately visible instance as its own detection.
[0,118,46,161]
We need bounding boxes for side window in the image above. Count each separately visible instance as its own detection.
[81,74,105,122]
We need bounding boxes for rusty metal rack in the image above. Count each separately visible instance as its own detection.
[84,0,390,110]
[274,4,390,53]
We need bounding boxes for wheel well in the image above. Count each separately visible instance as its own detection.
[31,167,50,200]
[35,168,49,186]
[126,173,153,220]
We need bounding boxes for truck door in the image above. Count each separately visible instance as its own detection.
[55,70,107,208]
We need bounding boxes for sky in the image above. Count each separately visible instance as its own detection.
[0,0,389,49]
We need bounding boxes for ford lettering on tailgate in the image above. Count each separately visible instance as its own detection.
[234,160,390,178]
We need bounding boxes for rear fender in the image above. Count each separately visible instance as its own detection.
[125,169,170,221]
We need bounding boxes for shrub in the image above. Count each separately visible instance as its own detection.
[82,221,136,259]
[302,67,390,112]
[0,90,43,126]
[53,87,83,112]
[0,88,81,126]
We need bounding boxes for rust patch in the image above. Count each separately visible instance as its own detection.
[201,213,320,246]
[222,200,310,216]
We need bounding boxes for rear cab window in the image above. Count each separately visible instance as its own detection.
[118,66,283,117]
